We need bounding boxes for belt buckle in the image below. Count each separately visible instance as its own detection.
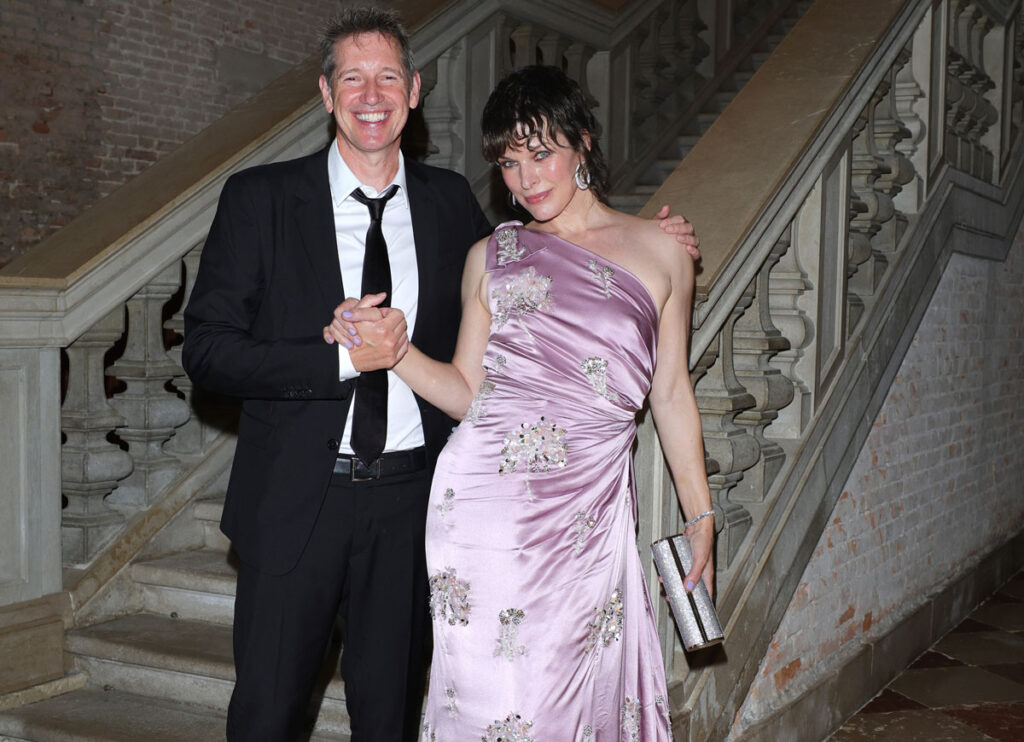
[351,457,382,482]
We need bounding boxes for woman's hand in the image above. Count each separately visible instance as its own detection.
[684,516,715,598]
[323,292,388,348]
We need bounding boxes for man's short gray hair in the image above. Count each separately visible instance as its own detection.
[320,6,416,87]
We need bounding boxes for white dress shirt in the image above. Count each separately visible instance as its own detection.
[327,143,424,454]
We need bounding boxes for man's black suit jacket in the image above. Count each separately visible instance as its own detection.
[182,145,492,575]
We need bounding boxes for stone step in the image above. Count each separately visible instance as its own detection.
[193,495,230,551]
[192,496,224,524]
[132,549,237,625]
[0,687,348,741]
[67,613,350,736]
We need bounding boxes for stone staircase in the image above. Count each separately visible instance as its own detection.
[609,3,810,215]
[0,4,824,740]
[0,491,351,741]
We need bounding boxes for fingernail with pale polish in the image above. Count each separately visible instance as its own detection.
[348,328,357,335]
[344,341,352,349]
[685,580,695,592]
[342,311,353,319]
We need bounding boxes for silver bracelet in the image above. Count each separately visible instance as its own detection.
[684,509,715,528]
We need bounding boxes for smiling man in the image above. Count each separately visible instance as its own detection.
[183,7,698,742]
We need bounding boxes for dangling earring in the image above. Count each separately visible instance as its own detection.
[509,192,518,208]
[574,161,591,190]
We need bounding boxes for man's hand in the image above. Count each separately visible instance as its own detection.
[323,293,408,371]
[654,204,701,261]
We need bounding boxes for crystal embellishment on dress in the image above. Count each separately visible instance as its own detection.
[588,259,615,298]
[496,226,525,265]
[585,588,624,652]
[572,511,597,556]
[494,354,507,375]
[581,357,619,402]
[437,488,455,519]
[621,697,641,742]
[582,725,593,738]
[466,379,496,424]
[499,417,568,476]
[656,694,671,728]
[429,568,472,626]
[494,608,527,661]
[421,722,436,741]
[491,267,553,332]
[445,687,458,718]
[483,712,534,742]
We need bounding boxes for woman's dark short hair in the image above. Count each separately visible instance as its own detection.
[482,65,610,201]
[320,7,415,88]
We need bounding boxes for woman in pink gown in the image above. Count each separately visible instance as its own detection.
[332,65,714,741]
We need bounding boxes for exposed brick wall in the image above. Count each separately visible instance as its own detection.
[0,0,341,269]
[736,232,1024,728]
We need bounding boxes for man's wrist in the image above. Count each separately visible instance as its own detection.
[338,343,359,381]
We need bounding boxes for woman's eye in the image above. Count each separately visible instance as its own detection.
[535,150,550,160]
[499,161,516,169]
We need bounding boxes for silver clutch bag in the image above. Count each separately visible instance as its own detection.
[651,533,724,652]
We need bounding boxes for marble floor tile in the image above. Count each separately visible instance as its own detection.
[942,702,1024,742]
[890,666,1024,708]
[910,651,965,670]
[952,618,999,633]
[986,663,1024,685]
[934,631,1024,666]
[858,688,927,713]
[831,709,998,741]
[969,602,1024,632]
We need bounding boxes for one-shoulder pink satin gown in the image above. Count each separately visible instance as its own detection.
[421,222,672,741]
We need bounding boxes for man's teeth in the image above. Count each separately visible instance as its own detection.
[356,112,388,122]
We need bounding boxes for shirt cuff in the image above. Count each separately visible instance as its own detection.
[338,344,359,381]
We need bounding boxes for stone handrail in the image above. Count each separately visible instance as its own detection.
[0,0,799,704]
[632,0,1024,737]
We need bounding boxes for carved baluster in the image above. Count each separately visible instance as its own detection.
[165,244,222,457]
[537,33,570,72]
[872,50,915,255]
[768,220,813,439]
[694,292,758,568]
[652,5,681,125]
[61,308,133,563]
[561,42,597,109]
[893,42,927,216]
[731,231,794,503]
[631,21,658,152]
[419,49,467,173]
[850,82,894,305]
[846,112,874,334]
[510,24,544,68]
[107,263,191,505]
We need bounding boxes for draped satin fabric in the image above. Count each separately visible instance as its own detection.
[422,223,672,741]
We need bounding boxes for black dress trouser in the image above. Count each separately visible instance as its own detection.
[226,467,432,741]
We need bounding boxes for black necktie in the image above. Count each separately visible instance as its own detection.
[349,184,399,466]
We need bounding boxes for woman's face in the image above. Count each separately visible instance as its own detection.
[497,126,587,222]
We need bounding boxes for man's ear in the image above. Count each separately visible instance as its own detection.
[408,70,422,109]
[318,75,333,113]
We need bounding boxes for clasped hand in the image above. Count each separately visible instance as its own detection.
[323,292,409,372]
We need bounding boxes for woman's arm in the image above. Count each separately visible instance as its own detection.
[392,238,492,419]
[646,230,715,594]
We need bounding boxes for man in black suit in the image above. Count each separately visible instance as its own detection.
[184,9,488,739]
[184,7,699,741]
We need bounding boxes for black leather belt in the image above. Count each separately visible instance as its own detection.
[333,447,427,481]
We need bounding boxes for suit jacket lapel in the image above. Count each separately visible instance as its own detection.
[405,162,438,344]
[293,145,346,313]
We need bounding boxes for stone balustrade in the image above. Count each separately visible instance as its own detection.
[2,0,1021,736]
[636,0,1023,737]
